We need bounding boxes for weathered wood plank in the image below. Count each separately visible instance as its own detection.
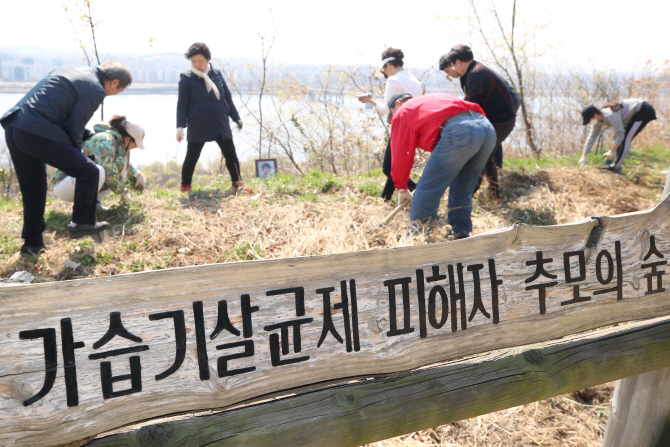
[2,195,670,446]
[85,316,670,447]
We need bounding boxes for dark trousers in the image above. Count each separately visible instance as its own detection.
[5,126,99,246]
[613,102,656,170]
[182,136,241,186]
[381,138,416,201]
[473,117,516,198]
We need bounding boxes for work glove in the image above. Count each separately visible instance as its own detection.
[398,189,412,207]
[579,154,587,166]
[134,173,146,192]
[176,127,184,142]
[602,149,615,162]
[236,120,243,131]
[121,190,132,204]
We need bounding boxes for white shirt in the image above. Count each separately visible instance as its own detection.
[376,69,424,115]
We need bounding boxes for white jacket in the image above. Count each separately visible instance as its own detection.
[376,70,424,115]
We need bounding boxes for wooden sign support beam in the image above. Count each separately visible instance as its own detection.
[602,168,670,447]
[83,316,670,447]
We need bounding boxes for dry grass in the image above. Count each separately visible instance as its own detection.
[0,166,662,446]
[367,383,614,447]
[0,166,658,282]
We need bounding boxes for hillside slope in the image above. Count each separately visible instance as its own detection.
[0,163,665,447]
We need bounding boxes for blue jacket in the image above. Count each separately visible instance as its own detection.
[176,67,240,142]
[0,65,106,149]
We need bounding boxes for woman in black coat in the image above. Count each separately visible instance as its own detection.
[176,42,244,193]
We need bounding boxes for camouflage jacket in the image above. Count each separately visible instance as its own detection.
[52,123,141,194]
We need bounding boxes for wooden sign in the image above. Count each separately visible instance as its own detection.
[2,196,670,447]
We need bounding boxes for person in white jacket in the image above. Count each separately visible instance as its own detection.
[580,99,656,173]
[358,48,424,200]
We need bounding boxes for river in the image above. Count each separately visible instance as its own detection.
[0,92,273,169]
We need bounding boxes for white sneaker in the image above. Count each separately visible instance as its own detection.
[579,155,587,166]
[96,202,109,212]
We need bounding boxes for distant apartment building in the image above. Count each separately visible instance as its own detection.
[0,58,65,82]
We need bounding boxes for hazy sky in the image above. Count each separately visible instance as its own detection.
[2,0,669,70]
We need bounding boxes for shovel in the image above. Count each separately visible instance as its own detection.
[379,200,410,228]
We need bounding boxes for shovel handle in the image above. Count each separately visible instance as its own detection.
[379,201,409,227]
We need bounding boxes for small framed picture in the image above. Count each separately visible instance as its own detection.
[255,158,277,180]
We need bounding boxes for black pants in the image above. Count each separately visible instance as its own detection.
[182,136,241,186]
[5,126,99,246]
[381,138,417,201]
[613,102,656,170]
[473,117,516,198]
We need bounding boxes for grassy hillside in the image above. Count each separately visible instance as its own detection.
[1,147,666,281]
[1,148,668,447]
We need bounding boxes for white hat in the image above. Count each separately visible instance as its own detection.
[125,121,145,149]
[374,57,395,78]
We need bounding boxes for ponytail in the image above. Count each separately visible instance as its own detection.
[108,115,134,142]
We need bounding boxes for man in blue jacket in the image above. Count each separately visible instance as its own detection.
[1,62,132,254]
[439,45,517,199]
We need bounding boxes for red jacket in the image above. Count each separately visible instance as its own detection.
[390,93,485,190]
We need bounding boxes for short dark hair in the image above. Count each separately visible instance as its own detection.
[445,44,474,66]
[185,42,211,60]
[581,104,602,125]
[438,54,451,71]
[262,163,271,170]
[381,47,404,67]
[388,92,413,111]
[99,62,132,88]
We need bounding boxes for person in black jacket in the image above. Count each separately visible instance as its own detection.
[176,42,245,193]
[439,45,516,199]
[0,62,132,254]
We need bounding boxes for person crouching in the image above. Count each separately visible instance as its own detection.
[52,116,147,210]
[1,62,132,254]
[389,92,496,239]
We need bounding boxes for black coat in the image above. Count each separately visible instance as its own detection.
[459,61,515,124]
[176,67,241,142]
[0,65,106,149]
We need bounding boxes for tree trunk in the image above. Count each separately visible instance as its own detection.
[603,367,670,447]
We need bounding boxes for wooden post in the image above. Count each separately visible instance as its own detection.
[603,368,670,447]
[602,169,670,447]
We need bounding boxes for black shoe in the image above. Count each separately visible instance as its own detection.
[68,222,110,239]
[598,164,622,174]
[20,244,46,256]
[449,230,470,240]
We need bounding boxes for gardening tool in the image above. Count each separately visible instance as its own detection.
[379,200,410,228]
[173,140,181,160]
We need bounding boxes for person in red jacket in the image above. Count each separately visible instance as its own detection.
[390,92,496,239]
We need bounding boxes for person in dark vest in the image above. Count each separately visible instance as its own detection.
[1,62,132,255]
[439,45,517,199]
[176,42,246,194]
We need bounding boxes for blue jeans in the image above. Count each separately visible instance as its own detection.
[410,112,496,236]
